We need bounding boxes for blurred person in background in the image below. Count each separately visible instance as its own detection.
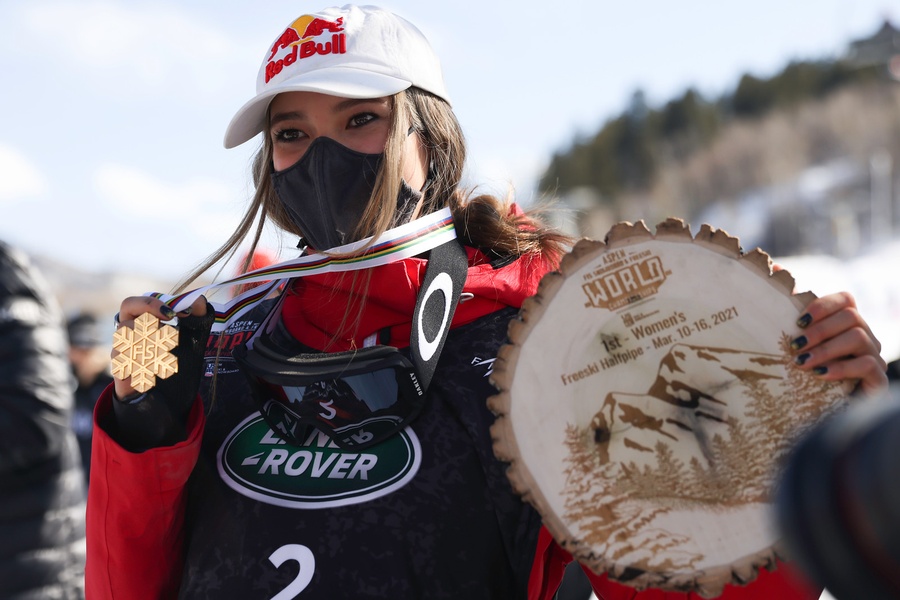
[66,312,113,482]
[0,241,85,599]
[232,248,277,298]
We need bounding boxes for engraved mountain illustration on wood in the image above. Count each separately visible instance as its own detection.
[560,334,845,577]
[591,343,786,470]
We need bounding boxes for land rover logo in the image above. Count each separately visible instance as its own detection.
[217,413,421,509]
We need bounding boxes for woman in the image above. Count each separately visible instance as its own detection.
[85,5,887,599]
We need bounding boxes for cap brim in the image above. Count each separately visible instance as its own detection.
[223,68,413,149]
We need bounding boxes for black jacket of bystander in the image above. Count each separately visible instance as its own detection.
[0,242,86,599]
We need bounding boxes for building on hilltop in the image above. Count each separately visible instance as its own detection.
[844,18,900,79]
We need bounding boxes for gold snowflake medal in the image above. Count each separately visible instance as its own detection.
[111,312,179,393]
[488,219,853,598]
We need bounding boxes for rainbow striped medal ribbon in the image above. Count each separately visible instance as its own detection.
[152,207,457,333]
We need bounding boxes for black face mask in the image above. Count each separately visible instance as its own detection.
[272,137,422,251]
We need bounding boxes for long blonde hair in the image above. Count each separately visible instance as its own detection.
[175,88,570,293]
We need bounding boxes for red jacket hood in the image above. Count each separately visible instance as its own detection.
[282,246,552,352]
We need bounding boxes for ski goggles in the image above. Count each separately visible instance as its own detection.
[233,335,425,450]
[233,235,469,450]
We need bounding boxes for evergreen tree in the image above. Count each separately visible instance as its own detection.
[537,47,887,214]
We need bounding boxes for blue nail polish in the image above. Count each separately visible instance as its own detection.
[160,305,176,319]
[796,313,812,328]
[813,366,828,376]
[795,353,811,366]
[790,335,808,351]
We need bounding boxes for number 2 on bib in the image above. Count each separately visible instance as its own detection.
[269,544,315,600]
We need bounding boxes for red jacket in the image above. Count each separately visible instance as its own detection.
[529,526,820,599]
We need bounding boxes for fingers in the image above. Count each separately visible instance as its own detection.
[179,296,210,320]
[117,295,208,323]
[797,291,880,351]
[807,354,889,397]
[791,291,888,396]
[117,296,177,325]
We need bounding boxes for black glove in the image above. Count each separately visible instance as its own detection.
[110,303,215,451]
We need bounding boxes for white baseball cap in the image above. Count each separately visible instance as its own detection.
[224,4,450,149]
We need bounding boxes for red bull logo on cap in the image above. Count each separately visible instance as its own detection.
[265,15,347,83]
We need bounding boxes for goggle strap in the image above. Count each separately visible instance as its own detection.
[410,237,468,391]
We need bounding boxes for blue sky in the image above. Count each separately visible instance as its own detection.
[0,0,895,281]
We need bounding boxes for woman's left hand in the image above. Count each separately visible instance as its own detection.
[791,291,888,397]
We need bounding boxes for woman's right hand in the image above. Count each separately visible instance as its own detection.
[112,295,211,401]
[109,294,214,449]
